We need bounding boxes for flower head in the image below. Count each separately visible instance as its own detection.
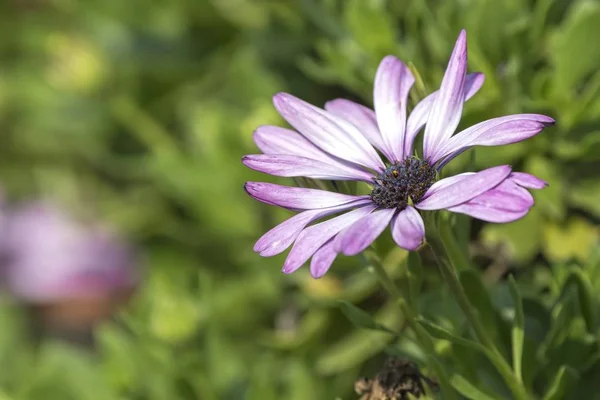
[243,30,554,278]
[0,201,140,303]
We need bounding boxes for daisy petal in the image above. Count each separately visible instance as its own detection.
[324,99,385,152]
[423,30,468,161]
[404,72,484,157]
[374,56,414,162]
[422,172,474,195]
[273,93,384,170]
[254,200,371,257]
[242,154,373,181]
[244,182,368,210]
[335,208,396,256]
[447,177,535,223]
[416,165,511,210]
[282,205,376,274]
[310,239,338,278]
[431,114,555,164]
[510,172,548,189]
[466,181,534,212]
[448,203,529,223]
[391,206,425,251]
[254,125,327,159]
[253,126,373,179]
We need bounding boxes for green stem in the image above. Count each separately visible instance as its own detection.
[362,251,457,400]
[428,229,531,400]
[439,215,471,270]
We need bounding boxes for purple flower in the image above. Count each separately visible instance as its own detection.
[243,30,554,278]
[0,202,140,303]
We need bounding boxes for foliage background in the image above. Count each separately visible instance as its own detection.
[0,0,599,399]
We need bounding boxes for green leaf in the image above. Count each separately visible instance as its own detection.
[542,365,579,400]
[416,318,488,355]
[338,301,397,335]
[407,62,428,104]
[344,0,396,56]
[542,217,598,263]
[508,276,525,383]
[564,270,598,333]
[526,156,565,220]
[553,131,600,162]
[481,205,543,263]
[407,251,423,309]
[550,0,600,94]
[538,290,578,358]
[317,302,404,374]
[569,177,600,218]
[459,270,505,351]
[450,374,501,400]
[440,214,472,271]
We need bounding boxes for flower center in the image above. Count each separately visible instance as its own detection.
[370,157,436,209]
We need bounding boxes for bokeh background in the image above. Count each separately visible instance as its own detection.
[0,0,599,399]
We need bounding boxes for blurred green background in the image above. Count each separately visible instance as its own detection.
[0,0,599,399]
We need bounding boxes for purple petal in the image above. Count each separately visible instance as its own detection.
[447,177,536,223]
[447,203,530,223]
[405,72,484,157]
[510,172,548,189]
[335,208,395,256]
[373,56,415,162]
[254,200,371,257]
[310,239,338,278]
[391,206,425,251]
[1,202,139,302]
[431,114,555,164]
[416,165,512,210]
[244,182,367,210]
[254,125,326,159]
[253,126,374,179]
[282,205,376,274]
[421,172,475,197]
[242,154,373,181]
[466,180,534,212]
[423,30,468,161]
[324,99,386,152]
[273,93,384,170]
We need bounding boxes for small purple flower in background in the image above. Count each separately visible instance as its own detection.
[243,30,554,278]
[0,201,140,330]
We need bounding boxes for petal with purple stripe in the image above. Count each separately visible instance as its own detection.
[282,205,376,274]
[420,172,475,198]
[254,125,327,159]
[242,154,373,181]
[391,206,425,250]
[423,30,468,161]
[374,56,415,162]
[447,203,530,223]
[404,72,484,157]
[324,99,386,152]
[416,165,512,210]
[335,208,395,256]
[310,239,338,278]
[463,180,534,212]
[431,114,555,164]
[254,200,372,257]
[510,172,548,189]
[244,182,367,210]
[273,93,384,170]
[447,180,534,223]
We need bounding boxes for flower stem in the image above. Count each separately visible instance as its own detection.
[428,224,531,400]
[362,251,457,400]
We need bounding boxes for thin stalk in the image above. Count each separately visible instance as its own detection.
[362,251,457,400]
[428,236,531,400]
